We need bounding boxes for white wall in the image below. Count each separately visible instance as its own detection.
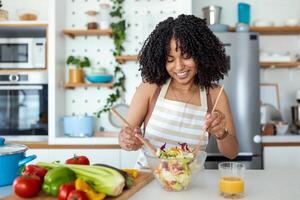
[1,0,48,21]
[192,0,300,123]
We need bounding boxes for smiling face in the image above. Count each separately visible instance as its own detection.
[166,38,197,86]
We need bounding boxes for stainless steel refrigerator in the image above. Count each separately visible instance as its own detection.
[205,32,262,169]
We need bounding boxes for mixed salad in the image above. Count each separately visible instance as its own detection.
[153,143,200,191]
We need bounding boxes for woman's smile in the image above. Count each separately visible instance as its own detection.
[174,70,190,79]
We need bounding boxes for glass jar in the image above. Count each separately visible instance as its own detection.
[99,3,110,29]
[85,10,99,30]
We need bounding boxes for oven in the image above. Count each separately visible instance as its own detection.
[0,72,48,135]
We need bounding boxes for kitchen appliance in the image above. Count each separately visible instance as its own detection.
[202,5,222,25]
[0,137,36,186]
[205,32,262,169]
[290,90,300,134]
[0,72,48,135]
[0,37,46,69]
[62,116,94,137]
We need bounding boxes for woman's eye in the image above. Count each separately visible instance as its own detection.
[167,57,174,62]
[182,54,191,59]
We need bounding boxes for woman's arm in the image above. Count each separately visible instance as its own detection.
[125,82,158,127]
[119,82,158,151]
[207,86,239,159]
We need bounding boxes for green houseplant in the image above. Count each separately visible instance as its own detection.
[0,0,9,21]
[97,0,127,117]
[66,56,91,84]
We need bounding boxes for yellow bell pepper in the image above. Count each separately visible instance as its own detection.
[75,178,106,200]
[122,169,139,178]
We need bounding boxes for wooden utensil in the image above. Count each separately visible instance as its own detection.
[192,85,225,155]
[110,108,157,156]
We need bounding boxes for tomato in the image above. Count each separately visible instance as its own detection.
[67,190,89,200]
[58,183,75,200]
[65,155,90,165]
[13,174,42,198]
[23,164,48,180]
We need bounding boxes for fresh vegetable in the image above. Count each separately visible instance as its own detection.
[13,174,42,198]
[122,169,139,178]
[67,190,89,200]
[23,164,48,180]
[58,183,75,200]
[75,178,106,200]
[66,155,90,165]
[42,167,76,196]
[38,162,125,196]
[93,163,134,189]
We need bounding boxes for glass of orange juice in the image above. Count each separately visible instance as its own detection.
[218,162,245,198]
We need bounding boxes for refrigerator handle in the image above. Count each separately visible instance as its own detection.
[253,135,262,144]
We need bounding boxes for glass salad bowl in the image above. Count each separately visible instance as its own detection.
[143,147,207,192]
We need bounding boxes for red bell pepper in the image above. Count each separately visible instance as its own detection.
[23,164,48,180]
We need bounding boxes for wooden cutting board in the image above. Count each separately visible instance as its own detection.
[4,172,153,200]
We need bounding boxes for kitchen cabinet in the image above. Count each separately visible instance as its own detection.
[26,149,121,167]
[26,149,49,163]
[264,146,300,169]
[120,150,140,168]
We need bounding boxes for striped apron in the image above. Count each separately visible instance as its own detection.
[135,79,209,169]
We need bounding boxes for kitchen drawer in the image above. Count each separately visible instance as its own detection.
[26,149,49,164]
[48,149,121,167]
[120,150,140,168]
[264,146,300,169]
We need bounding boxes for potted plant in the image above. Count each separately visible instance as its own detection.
[66,56,91,84]
[0,0,9,21]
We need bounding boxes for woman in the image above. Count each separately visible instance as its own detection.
[119,14,238,167]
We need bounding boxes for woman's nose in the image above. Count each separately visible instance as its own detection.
[174,59,184,71]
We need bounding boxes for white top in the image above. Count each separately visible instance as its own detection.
[144,78,208,148]
[130,170,300,200]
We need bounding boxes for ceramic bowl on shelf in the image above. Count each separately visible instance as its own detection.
[86,74,113,83]
[144,149,207,192]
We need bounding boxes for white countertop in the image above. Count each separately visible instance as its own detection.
[262,134,300,143]
[1,170,299,199]
[131,170,300,200]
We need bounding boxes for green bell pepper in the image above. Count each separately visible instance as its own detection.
[42,166,76,196]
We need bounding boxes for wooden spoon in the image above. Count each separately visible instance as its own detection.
[110,108,157,156]
[192,85,225,155]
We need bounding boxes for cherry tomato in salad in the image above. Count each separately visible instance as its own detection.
[65,155,90,165]
[13,174,42,198]
[57,183,75,200]
[67,190,88,200]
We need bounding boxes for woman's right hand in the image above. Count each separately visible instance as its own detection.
[119,126,143,151]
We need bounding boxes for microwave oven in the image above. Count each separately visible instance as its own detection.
[0,38,46,69]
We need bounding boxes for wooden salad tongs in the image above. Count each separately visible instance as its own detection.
[110,108,157,156]
[192,85,225,157]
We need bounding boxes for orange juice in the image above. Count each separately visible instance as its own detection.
[219,176,244,195]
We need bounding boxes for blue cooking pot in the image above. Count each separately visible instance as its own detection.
[0,137,36,186]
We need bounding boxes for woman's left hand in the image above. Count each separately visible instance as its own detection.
[203,110,227,140]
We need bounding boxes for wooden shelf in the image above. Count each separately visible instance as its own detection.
[260,62,300,68]
[62,28,113,38]
[0,21,48,27]
[64,82,114,89]
[229,26,300,35]
[0,69,47,73]
[115,55,138,64]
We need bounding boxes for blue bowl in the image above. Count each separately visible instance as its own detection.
[86,74,113,83]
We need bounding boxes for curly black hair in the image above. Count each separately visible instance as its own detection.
[138,14,228,88]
